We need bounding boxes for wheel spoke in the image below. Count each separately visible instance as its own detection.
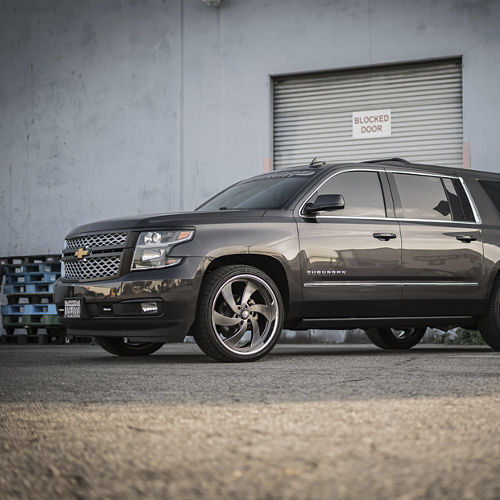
[220,282,240,314]
[213,311,241,327]
[241,281,258,306]
[248,303,275,321]
[224,321,248,347]
[249,316,261,347]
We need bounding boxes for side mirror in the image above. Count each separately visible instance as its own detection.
[304,194,345,215]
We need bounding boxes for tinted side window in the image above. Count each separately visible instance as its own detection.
[394,173,451,221]
[442,178,465,221]
[479,180,500,217]
[317,171,386,218]
[442,178,475,222]
[453,179,475,222]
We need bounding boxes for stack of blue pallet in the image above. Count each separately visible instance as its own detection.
[0,254,65,344]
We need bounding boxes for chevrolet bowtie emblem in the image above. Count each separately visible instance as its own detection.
[74,248,90,259]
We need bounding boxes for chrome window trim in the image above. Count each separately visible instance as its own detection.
[458,176,482,224]
[304,281,479,288]
[298,167,481,225]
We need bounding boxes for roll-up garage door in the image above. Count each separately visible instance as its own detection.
[273,59,463,169]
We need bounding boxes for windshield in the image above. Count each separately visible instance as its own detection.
[196,170,317,211]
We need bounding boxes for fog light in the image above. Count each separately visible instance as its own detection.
[141,302,159,314]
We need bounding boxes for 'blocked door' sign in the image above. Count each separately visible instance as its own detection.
[352,109,391,139]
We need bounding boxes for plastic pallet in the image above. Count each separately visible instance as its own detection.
[1,263,61,275]
[1,304,57,315]
[5,272,60,285]
[0,255,60,266]
[3,282,55,294]
[2,314,61,327]
[6,293,53,305]
[3,314,61,325]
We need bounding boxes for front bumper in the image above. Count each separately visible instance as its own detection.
[53,257,205,342]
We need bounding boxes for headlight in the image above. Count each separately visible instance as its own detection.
[131,230,194,270]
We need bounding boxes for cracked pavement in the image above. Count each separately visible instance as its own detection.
[1,343,500,499]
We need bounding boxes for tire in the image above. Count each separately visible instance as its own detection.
[478,280,500,351]
[193,265,284,362]
[366,327,426,350]
[95,337,164,356]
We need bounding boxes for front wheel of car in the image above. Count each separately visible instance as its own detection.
[193,265,284,362]
[94,337,165,356]
[365,327,427,350]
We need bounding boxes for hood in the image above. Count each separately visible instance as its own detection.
[66,210,266,236]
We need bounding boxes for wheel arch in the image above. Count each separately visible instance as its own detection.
[485,263,500,302]
[202,254,291,315]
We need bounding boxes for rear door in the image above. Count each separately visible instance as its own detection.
[296,169,402,318]
[387,170,483,316]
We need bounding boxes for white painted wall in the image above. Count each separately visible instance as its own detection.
[1,0,499,255]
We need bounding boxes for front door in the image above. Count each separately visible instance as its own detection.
[297,169,402,318]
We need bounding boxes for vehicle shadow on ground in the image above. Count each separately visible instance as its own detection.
[1,345,498,405]
[87,345,494,365]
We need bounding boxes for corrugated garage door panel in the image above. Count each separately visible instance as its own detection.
[273,59,463,169]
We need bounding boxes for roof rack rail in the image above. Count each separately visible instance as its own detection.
[363,158,411,164]
[309,157,326,167]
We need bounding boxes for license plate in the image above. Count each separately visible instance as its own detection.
[64,299,81,319]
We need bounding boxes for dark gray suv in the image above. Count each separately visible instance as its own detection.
[54,158,500,361]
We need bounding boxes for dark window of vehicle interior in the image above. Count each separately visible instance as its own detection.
[316,171,386,217]
[442,178,465,221]
[393,173,452,221]
[478,180,500,217]
[453,180,475,222]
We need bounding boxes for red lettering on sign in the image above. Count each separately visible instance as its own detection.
[361,125,383,133]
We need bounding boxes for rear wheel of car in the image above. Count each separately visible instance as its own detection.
[193,265,284,362]
[478,279,500,351]
[366,327,426,350]
[94,337,164,356]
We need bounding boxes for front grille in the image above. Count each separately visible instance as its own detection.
[65,232,128,250]
[63,256,122,281]
[62,231,129,281]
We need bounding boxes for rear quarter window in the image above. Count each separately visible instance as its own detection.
[479,180,500,216]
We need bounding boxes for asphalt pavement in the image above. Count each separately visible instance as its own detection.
[1,343,500,499]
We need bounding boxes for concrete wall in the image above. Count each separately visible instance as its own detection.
[1,0,500,256]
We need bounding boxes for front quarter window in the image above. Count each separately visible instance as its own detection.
[311,170,387,218]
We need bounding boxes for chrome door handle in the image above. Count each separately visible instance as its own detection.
[373,233,397,241]
[456,235,477,243]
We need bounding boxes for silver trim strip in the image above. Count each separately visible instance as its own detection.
[309,215,479,225]
[302,315,473,322]
[298,167,480,225]
[385,169,458,178]
[304,281,479,288]
[403,282,479,286]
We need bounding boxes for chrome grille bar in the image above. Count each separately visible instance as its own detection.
[62,231,129,281]
[65,232,128,250]
[63,256,122,281]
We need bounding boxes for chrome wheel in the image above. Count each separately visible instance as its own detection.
[389,328,420,340]
[211,274,279,356]
[366,327,427,350]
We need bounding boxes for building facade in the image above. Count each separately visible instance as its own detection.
[1,0,499,256]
